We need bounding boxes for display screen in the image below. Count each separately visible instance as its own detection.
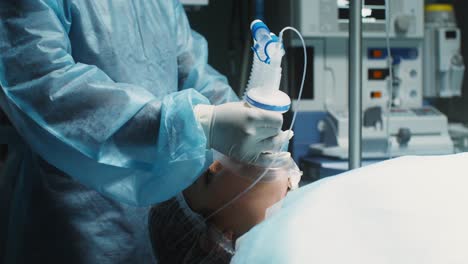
[446,30,457,39]
[287,47,314,100]
[364,0,385,5]
[337,0,386,23]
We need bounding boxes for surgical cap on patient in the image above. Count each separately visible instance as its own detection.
[149,194,234,264]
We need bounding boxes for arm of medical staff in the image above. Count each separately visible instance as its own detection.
[0,1,215,205]
[174,1,239,105]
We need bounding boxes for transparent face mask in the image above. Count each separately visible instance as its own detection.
[214,150,302,191]
[148,152,303,263]
[208,152,303,255]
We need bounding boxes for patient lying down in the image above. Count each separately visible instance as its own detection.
[149,153,468,264]
[148,152,301,263]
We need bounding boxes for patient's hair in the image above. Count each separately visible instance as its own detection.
[148,194,233,264]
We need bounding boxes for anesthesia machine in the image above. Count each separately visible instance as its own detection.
[286,0,464,160]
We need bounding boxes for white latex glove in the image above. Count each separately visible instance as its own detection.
[194,102,290,163]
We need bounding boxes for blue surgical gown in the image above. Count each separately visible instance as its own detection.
[0,0,238,263]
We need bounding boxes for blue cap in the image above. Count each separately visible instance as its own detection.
[251,20,270,41]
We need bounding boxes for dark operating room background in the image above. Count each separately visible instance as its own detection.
[186,0,468,122]
[185,1,255,95]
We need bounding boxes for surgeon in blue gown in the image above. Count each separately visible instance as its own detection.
[0,1,287,263]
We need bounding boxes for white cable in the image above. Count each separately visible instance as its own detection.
[279,26,307,130]
[385,1,393,159]
[203,26,307,223]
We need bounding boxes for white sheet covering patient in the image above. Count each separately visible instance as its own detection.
[232,153,468,264]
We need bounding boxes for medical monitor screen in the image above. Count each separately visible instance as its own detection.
[287,47,314,101]
[337,0,386,23]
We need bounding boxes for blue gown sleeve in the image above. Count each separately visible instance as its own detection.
[173,1,240,105]
[0,0,221,205]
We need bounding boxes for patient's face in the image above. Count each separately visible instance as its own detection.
[151,160,293,263]
[202,161,289,240]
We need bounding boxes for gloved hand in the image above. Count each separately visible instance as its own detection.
[194,102,289,163]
